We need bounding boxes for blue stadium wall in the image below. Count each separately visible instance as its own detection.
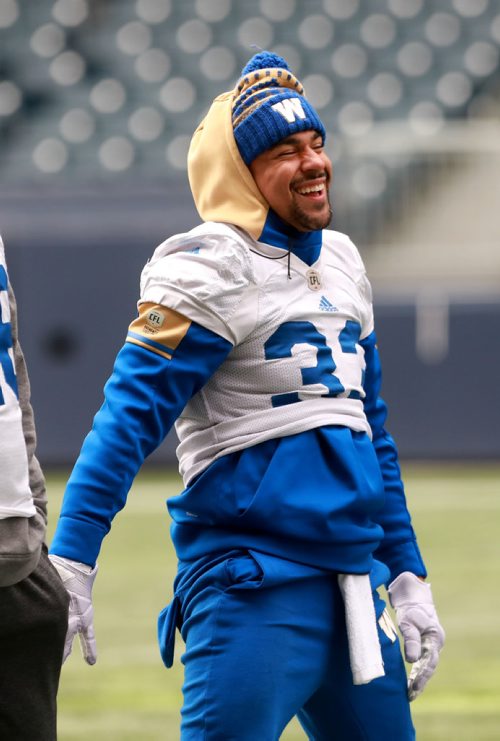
[5,187,500,465]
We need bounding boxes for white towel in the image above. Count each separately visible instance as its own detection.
[337,573,385,685]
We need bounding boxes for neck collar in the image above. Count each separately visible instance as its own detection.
[259,209,322,266]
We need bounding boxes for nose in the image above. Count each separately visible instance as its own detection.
[301,145,325,171]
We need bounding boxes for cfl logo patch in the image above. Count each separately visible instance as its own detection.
[146,308,165,330]
[306,268,322,291]
[271,98,306,124]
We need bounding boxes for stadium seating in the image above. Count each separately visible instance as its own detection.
[0,0,499,224]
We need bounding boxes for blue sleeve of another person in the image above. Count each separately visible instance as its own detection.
[50,321,232,567]
[360,331,427,583]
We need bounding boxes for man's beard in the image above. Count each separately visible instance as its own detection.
[290,191,333,231]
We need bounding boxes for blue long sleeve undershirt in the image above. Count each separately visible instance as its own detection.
[361,332,427,581]
[50,323,232,565]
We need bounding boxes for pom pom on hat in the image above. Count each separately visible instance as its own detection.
[232,50,326,166]
[240,51,290,75]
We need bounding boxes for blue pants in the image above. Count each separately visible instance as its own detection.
[158,551,415,740]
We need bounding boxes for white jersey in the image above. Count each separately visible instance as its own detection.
[141,223,374,483]
[0,239,36,518]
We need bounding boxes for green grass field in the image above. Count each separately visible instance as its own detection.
[46,463,500,740]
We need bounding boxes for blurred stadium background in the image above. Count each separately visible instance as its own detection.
[1,0,499,738]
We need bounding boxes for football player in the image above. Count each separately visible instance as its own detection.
[50,52,444,740]
[0,238,69,741]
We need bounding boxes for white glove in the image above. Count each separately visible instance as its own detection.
[49,554,98,665]
[388,571,445,701]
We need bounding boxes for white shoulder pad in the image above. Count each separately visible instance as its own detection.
[324,230,374,338]
[140,224,257,345]
[323,230,367,281]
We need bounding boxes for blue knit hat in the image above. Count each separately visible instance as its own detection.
[232,51,326,166]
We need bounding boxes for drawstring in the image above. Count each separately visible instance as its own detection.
[249,247,293,281]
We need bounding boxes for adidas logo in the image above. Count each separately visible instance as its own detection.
[319,295,338,312]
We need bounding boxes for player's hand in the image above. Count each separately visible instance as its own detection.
[49,554,98,665]
[388,571,445,701]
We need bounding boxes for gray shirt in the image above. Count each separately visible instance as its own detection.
[0,282,47,586]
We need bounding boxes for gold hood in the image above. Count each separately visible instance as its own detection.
[187,89,269,241]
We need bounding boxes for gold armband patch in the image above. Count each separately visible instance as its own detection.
[126,303,191,359]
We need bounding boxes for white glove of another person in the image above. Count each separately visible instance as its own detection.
[49,554,98,665]
[388,571,445,701]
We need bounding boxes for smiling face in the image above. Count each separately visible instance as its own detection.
[249,130,333,232]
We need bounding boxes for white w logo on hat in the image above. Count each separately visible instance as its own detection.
[271,98,306,123]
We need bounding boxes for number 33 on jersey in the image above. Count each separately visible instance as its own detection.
[138,224,374,480]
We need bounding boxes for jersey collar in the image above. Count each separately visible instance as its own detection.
[259,209,323,266]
